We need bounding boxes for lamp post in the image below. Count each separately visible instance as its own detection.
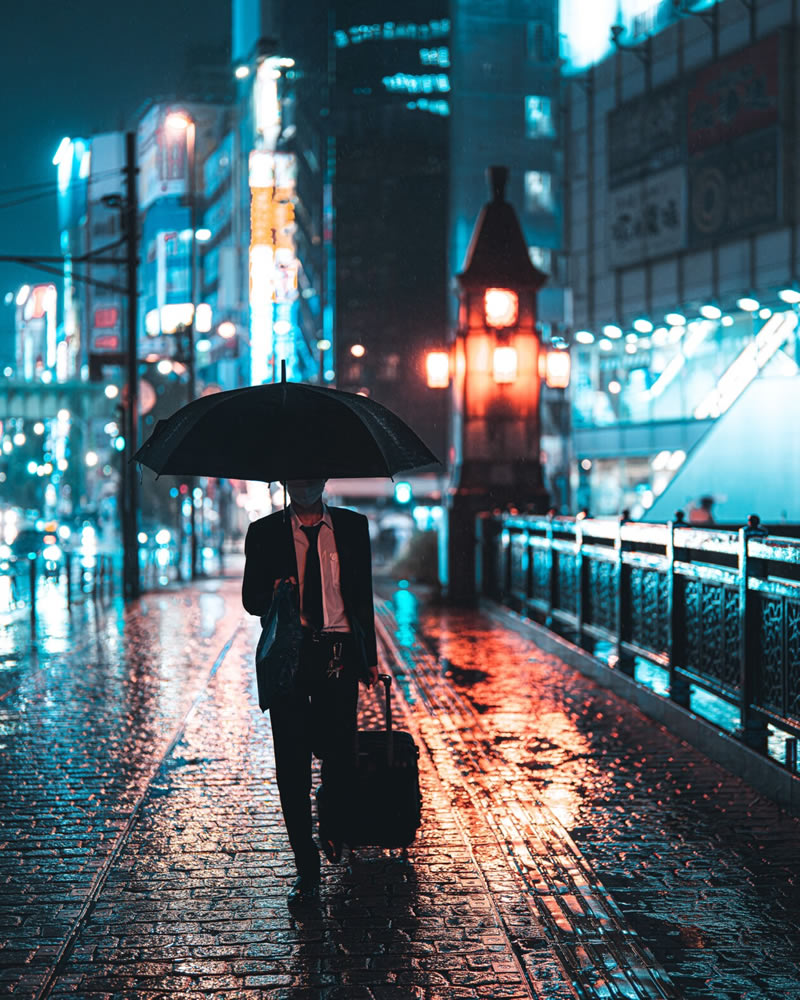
[165,110,201,580]
[443,166,549,603]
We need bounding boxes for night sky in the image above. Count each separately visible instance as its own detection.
[0,0,230,364]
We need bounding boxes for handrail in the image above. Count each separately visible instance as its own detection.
[478,513,800,771]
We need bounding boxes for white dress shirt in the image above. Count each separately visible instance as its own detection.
[290,505,350,632]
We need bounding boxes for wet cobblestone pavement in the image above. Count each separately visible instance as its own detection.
[0,570,798,998]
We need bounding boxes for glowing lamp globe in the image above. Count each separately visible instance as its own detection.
[484,288,519,328]
[492,346,518,384]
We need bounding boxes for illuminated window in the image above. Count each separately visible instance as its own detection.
[524,171,554,214]
[525,96,554,138]
[528,247,552,274]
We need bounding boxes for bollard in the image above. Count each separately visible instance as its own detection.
[29,555,37,628]
[65,551,72,611]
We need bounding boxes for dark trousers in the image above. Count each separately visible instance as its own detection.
[268,632,358,877]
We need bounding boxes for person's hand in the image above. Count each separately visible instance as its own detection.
[362,665,380,688]
[273,576,297,590]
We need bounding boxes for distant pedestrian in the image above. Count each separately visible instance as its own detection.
[688,495,715,525]
[744,513,768,539]
[242,479,378,906]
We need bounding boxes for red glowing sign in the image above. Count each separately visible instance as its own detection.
[94,307,119,329]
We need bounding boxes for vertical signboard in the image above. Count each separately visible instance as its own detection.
[608,167,686,267]
[687,33,783,246]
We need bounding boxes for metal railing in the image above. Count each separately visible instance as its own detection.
[0,552,116,626]
[478,514,800,770]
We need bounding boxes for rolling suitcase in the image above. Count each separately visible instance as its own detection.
[317,673,422,849]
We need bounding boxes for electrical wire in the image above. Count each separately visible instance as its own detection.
[0,168,127,211]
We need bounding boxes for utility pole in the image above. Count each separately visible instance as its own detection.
[186,118,199,581]
[122,131,140,600]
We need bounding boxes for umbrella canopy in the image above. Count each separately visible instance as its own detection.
[133,381,440,482]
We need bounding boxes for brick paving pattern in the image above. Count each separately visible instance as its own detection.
[380,586,800,1000]
[0,570,798,998]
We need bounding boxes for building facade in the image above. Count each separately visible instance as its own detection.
[563,0,800,521]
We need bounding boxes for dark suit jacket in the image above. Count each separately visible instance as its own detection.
[242,506,377,680]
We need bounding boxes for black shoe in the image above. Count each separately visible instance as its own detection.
[287,873,320,906]
[320,832,343,863]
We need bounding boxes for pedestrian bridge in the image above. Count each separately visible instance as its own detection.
[0,379,109,422]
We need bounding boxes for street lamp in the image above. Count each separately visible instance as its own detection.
[166,108,201,579]
[443,165,548,602]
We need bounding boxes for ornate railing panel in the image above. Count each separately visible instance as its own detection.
[478,513,800,769]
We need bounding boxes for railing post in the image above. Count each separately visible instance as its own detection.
[615,520,634,676]
[546,515,556,627]
[786,737,798,773]
[29,555,37,630]
[574,519,584,646]
[65,551,72,612]
[666,521,690,707]
[737,528,767,752]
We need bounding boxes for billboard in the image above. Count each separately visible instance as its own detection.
[687,33,781,154]
[604,32,786,259]
[608,82,684,189]
[137,106,189,211]
[688,128,780,246]
[608,166,686,267]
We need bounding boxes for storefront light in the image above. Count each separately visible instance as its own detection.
[603,324,622,339]
[737,296,759,312]
[778,287,800,304]
[607,380,622,394]
[598,338,613,351]
[666,450,686,470]
[625,343,637,354]
[652,327,668,345]
[426,350,450,388]
[700,304,721,320]
[665,312,685,326]
[235,65,250,79]
[633,318,653,333]
[721,315,734,327]
[758,307,772,319]
[625,333,638,343]
[218,321,237,339]
[574,330,594,344]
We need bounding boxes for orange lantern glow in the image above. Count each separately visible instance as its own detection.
[544,349,571,388]
[425,350,450,388]
[492,345,518,384]
[484,288,519,328]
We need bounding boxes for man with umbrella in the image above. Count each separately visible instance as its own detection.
[242,477,379,905]
[134,372,438,904]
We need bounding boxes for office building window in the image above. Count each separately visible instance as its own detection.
[525,96,555,138]
[528,246,552,273]
[527,21,554,62]
[525,171,554,214]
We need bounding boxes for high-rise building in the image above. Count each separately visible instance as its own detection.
[232,2,566,464]
[562,0,800,521]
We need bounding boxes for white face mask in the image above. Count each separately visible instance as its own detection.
[289,481,326,507]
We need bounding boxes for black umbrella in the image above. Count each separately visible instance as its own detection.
[133,379,440,482]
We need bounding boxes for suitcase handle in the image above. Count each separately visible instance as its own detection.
[378,672,393,766]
